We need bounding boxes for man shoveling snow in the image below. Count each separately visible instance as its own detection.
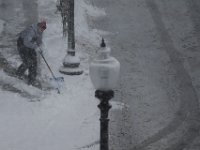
[16,20,46,87]
[14,20,64,93]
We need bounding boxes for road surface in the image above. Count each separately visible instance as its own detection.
[90,0,200,149]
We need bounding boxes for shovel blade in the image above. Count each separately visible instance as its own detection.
[49,77,64,91]
[50,77,64,82]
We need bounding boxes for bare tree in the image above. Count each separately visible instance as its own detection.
[57,0,69,37]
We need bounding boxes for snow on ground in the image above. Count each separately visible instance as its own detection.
[0,0,123,150]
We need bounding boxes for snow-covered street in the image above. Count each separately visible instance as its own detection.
[90,0,200,149]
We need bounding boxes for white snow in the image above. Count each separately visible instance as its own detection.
[0,0,122,150]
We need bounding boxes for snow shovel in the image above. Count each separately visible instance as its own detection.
[39,51,64,94]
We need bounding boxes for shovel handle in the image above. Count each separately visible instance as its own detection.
[39,50,61,94]
[39,52,56,79]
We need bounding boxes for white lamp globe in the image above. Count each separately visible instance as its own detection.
[89,39,120,91]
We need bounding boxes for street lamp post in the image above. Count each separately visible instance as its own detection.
[95,90,113,150]
[89,39,120,150]
[59,0,83,75]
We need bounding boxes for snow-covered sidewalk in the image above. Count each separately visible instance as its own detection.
[0,0,116,149]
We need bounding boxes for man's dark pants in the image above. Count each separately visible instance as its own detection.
[16,37,37,84]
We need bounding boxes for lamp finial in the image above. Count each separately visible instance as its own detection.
[100,38,106,48]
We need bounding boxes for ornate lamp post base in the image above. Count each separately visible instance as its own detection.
[59,50,83,75]
[95,90,114,150]
[59,66,83,75]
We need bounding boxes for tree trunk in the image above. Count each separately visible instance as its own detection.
[60,0,69,37]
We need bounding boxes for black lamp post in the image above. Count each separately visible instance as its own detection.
[89,39,120,150]
[95,90,113,150]
[59,0,83,75]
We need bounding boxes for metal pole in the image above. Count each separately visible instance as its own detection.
[95,90,114,150]
[59,0,83,75]
[68,0,75,54]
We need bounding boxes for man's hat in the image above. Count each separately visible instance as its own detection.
[38,21,47,30]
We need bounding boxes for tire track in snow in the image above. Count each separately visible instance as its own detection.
[133,0,200,149]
